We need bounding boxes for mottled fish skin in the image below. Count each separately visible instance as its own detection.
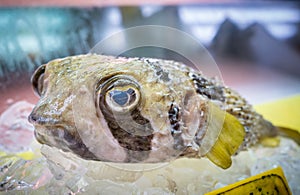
[28,54,277,163]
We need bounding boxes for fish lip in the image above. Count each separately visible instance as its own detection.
[34,125,76,149]
[33,125,99,160]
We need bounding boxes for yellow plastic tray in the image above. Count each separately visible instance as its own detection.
[205,167,292,195]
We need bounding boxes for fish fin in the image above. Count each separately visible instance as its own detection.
[277,126,300,145]
[205,104,245,169]
[260,137,281,147]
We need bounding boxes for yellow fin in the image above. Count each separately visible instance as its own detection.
[260,137,280,147]
[277,126,300,145]
[205,103,245,169]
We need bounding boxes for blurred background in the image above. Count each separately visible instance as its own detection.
[1,1,300,113]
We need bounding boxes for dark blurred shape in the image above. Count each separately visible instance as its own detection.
[211,20,300,76]
[211,19,245,58]
[287,25,300,52]
[244,23,300,75]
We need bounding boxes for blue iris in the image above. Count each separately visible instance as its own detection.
[110,90,129,106]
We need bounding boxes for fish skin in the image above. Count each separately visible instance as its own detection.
[28,54,277,164]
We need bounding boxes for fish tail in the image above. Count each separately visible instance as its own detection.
[277,126,300,145]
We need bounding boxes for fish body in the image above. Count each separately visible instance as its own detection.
[28,54,280,169]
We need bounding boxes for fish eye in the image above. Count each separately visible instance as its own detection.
[105,87,139,112]
[31,64,46,97]
[96,76,141,113]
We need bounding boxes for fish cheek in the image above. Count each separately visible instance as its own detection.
[99,108,155,162]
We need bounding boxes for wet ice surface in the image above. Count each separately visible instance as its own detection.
[0,101,299,194]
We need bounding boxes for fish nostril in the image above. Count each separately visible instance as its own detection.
[28,112,60,125]
[28,112,49,125]
[28,113,39,124]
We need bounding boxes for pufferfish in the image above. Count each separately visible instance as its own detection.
[28,54,300,169]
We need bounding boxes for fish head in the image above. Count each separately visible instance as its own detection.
[28,54,207,163]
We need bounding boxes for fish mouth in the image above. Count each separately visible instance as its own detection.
[34,125,98,160]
